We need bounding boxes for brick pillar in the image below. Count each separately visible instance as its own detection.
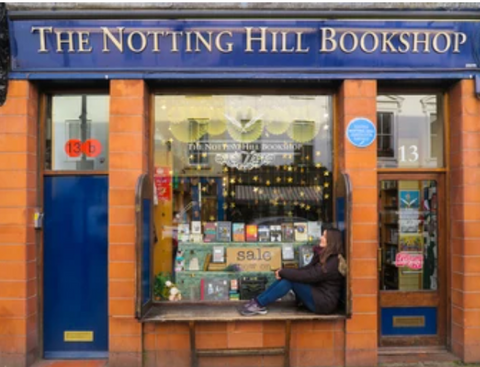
[449,79,480,363]
[109,80,149,367]
[337,80,378,366]
[0,81,39,367]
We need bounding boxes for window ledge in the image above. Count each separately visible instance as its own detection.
[141,302,346,322]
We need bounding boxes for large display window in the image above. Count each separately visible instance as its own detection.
[151,94,334,303]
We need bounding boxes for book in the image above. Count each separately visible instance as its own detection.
[294,222,308,242]
[299,245,314,267]
[190,234,203,243]
[282,243,295,260]
[282,223,295,242]
[307,221,322,241]
[270,225,282,242]
[232,223,245,242]
[203,253,212,271]
[191,221,202,234]
[258,225,270,242]
[178,224,190,242]
[246,224,258,242]
[217,221,232,242]
[212,246,225,263]
[204,222,217,243]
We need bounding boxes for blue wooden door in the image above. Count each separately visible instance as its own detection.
[43,176,108,359]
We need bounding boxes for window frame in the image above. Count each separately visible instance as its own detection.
[42,90,110,175]
[148,87,348,312]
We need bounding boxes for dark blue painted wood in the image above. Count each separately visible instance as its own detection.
[8,20,480,73]
[381,307,437,336]
[43,176,108,358]
[142,198,151,306]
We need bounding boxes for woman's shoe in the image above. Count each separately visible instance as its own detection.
[240,299,268,316]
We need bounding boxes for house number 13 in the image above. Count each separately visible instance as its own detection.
[399,145,419,162]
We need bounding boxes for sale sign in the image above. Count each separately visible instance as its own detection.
[154,166,172,202]
[395,252,424,270]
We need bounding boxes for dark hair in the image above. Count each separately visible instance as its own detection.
[320,228,344,271]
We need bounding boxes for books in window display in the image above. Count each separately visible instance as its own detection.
[239,276,268,300]
[246,225,258,242]
[270,225,282,242]
[299,245,314,268]
[308,221,322,241]
[204,222,217,243]
[258,225,270,242]
[232,223,245,242]
[178,224,190,242]
[282,223,295,242]
[201,278,229,301]
[294,222,308,242]
[217,221,232,242]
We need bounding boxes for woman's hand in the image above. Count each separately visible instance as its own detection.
[275,269,282,280]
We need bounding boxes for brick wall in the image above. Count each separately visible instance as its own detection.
[337,80,378,366]
[143,320,344,367]
[0,81,39,367]
[109,80,149,367]
[449,79,480,363]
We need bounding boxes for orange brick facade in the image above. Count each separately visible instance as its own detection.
[0,79,479,367]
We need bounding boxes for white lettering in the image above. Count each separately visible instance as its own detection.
[31,26,53,53]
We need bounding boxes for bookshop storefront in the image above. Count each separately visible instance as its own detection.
[2,9,480,367]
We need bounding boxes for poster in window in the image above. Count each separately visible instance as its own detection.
[154,166,172,202]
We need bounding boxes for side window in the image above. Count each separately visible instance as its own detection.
[377,112,394,158]
[45,95,109,171]
[377,94,444,168]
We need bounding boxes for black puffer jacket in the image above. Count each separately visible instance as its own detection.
[279,252,344,314]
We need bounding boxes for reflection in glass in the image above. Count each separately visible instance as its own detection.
[379,180,438,291]
[45,95,109,171]
[153,95,333,302]
[376,95,444,168]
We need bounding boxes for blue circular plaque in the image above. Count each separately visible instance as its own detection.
[346,118,376,148]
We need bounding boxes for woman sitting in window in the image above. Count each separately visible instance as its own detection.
[240,228,346,316]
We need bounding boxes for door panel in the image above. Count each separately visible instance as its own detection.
[378,174,445,347]
[44,175,108,358]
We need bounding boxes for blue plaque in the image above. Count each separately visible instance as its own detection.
[346,118,376,148]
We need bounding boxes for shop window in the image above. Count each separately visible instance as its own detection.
[377,112,394,158]
[45,95,109,171]
[376,94,444,168]
[151,94,336,305]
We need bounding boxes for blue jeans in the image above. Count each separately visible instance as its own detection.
[256,279,316,312]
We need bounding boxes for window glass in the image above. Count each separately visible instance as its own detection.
[153,95,333,302]
[379,180,438,291]
[45,95,109,171]
[376,95,444,168]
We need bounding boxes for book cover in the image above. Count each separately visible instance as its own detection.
[216,221,232,242]
[178,224,190,242]
[299,245,314,267]
[282,243,295,260]
[270,225,282,242]
[204,222,217,243]
[191,221,202,234]
[190,233,203,243]
[232,223,245,242]
[307,221,322,241]
[258,225,270,242]
[294,222,308,242]
[282,223,295,242]
[212,246,225,263]
[246,224,258,242]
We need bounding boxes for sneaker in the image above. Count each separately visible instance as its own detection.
[240,299,268,316]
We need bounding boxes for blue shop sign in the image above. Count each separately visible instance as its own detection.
[7,19,480,78]
[346,118,376,148]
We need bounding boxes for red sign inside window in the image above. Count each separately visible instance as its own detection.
[154,167,172,202]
